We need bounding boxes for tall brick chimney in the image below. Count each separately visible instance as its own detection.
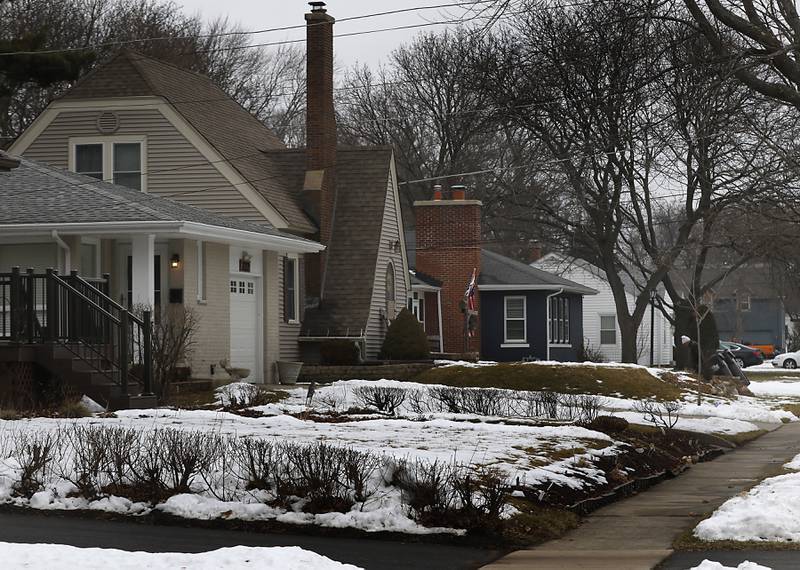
[415,184,482,354]
[304,1,336,301]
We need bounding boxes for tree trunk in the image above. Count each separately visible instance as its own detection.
[619,318,640,363]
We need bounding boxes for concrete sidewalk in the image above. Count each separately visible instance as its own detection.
[484,421,800,570]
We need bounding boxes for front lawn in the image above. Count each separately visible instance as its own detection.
[415,362,684,400]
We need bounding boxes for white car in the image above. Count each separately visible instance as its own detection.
[773,351,800,369]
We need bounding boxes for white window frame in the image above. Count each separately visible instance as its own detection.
[79,237,102,279]
[599,314,617,345]
[284,253,300,325]
[503,295,529,347]
[69,135,147,191]
[408,291,425,330]
[548,296,571,346]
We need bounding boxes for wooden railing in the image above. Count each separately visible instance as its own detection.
[0,267,152,395]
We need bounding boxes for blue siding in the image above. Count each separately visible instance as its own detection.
[480,291,583,362]
[714,298,785,348]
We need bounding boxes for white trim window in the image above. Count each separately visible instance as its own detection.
[504,295,527,344]
[70,136,146,191]
[408,291,425,329]
[600,314,617,345]
[549,296,570,345]
[283,254,299,324]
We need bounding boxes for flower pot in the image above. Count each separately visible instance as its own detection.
[277,361,303,385]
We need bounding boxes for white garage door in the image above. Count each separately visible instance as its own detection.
[229,277,259,381]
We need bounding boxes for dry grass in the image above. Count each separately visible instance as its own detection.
[415,363,683,400]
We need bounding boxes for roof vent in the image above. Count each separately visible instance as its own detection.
[309,1,326,12]
[96,111,120,134]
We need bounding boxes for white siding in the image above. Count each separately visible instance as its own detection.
[364,172,410,359]
[535,255,673,365]
[22,108,272,224]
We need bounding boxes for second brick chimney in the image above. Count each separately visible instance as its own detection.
[415,184,482,354]
[304,1,336,301]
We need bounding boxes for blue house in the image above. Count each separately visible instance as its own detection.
[405,188,596,362]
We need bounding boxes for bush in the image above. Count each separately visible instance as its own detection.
[320,340,361,365]
[577,341,605,363]
[353,386,407,415]
[380,308,430,360]
[586,415,629,434]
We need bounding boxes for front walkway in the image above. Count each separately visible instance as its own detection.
[484,421,800,570]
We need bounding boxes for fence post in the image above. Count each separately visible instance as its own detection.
[9,267,20,342]
[142,310,154,396]
[102,272,111,297]
[119,311,129,394]
[69,269,80,341]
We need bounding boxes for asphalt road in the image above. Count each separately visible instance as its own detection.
[0,510,503,570]
[659,550,800,569]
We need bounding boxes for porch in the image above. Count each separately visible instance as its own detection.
[0,268,155,409]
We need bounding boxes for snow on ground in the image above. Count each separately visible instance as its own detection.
[748,381,800,398]
[690,561,771,570]
[693,452,800,543]
[0,542,361,570]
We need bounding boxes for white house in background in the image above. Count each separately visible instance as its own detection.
[532,253,674,365]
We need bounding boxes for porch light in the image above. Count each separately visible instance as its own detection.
[170,254,181,269]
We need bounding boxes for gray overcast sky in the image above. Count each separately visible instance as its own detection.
[175,0,475,68]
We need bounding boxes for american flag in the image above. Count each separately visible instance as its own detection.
[465,268,477,311]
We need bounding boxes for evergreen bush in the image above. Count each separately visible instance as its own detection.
[380,308,430,360]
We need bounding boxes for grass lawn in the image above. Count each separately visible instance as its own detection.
[415,363,683,400]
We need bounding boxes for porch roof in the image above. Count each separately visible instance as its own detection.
[0,153,322,253]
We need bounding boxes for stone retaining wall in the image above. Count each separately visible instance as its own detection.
[298,362,434,383]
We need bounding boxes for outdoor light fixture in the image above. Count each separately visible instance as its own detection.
[170,254,181,269]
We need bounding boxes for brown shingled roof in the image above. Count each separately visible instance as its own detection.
[266,146,394,335]
[61,50,316,234]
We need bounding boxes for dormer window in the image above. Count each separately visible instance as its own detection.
[71,137,145,191]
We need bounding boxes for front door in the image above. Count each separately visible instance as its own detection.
[229,276,259,381]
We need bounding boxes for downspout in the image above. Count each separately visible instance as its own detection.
[51,230,70,273]
[437,289,444,353]
[545,288,564,361]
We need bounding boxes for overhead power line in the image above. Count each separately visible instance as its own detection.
[0,1,491,57]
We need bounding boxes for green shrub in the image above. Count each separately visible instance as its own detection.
[380,308,430,361]
[320,340,361,365]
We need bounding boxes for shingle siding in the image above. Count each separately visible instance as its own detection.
[278,254,305,361]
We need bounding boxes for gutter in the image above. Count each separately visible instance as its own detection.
[51,230,70,272]
[545,288,564,361]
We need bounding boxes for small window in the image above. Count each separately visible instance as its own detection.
[738,294,751,312]
[230,280,237,293]
[600,315,616,345]
[247,282,254,295]
[504,296,526,343]
[239,281,245,294]
[113,143,142,190]
[284,256,298,323]
[549,296,570,344]
[75,144,103,179]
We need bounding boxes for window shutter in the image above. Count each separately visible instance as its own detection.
[283,257,290,323]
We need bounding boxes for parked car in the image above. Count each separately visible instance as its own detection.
[773,350,800,369]
[718,341,764,368]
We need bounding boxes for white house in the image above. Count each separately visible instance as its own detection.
[533,253,673,365]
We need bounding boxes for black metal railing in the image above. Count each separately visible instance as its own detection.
[0,267,152,396]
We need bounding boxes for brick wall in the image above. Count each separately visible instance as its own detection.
[414,197,482,353]
[304,4,336,299]
[299,362,433,383]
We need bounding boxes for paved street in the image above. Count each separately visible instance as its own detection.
[0,510,503,570]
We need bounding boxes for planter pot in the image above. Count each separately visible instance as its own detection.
[277,361,303,385]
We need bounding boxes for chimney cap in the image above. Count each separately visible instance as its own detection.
[309,1,327,11]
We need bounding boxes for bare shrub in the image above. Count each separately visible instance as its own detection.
[353,386,407,415]
[406,389,432,414]
[235,438,277,491]
[61,425,109,499]
[317,387,349,412]
[286,442,352,513]
[343,448,380,504]
[13,431,61,498]
[394,459,453,522]
[460,388,506,416]
[220,383,276,410]
[160,429,219,494]
[452,465,511,528]
[539,391,561,418]
[428,387,463,413]
[633,400,681,430]
[576,395,604,424]
[101,426,140,493]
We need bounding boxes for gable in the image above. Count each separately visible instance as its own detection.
[13,102,286,227]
